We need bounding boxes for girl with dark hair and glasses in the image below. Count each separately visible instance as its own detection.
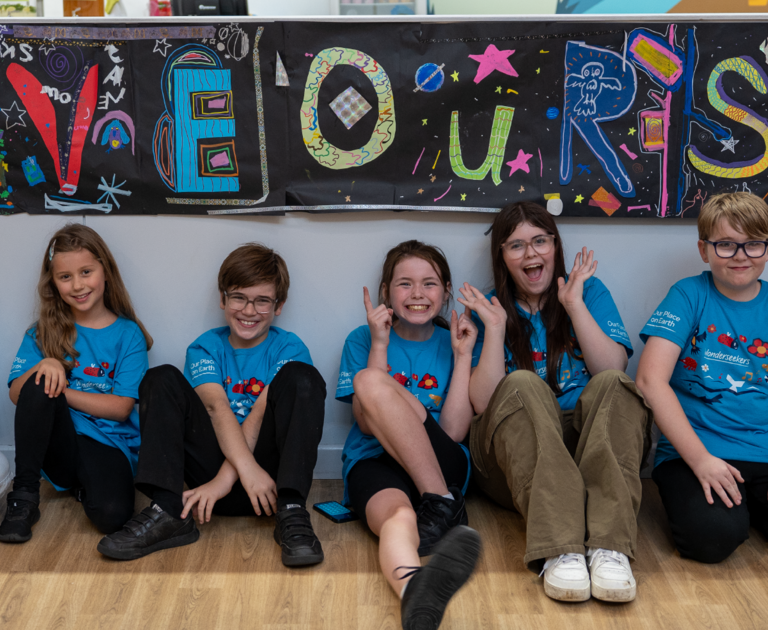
[458,202,652,603]
[637,192,768,565]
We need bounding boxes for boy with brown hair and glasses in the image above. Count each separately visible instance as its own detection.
[98,244,327,566]
[637,192,768,563]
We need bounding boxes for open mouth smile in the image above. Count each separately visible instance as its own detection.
[523,264,544,280]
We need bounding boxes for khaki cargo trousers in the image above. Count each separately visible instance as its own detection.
[469,369,653,570]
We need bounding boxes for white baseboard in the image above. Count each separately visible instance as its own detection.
[313,445,343,479]
[0,445,344,481]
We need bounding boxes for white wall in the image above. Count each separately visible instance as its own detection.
[4,210,761,477]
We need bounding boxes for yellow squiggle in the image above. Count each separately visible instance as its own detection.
[688,57,768,179]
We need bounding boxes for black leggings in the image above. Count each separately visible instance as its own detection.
[134,362,326,516]
[346,413,470,525]
[653,457,768,563]
[13,377,135,534]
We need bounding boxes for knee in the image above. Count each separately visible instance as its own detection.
[673,512,747,564]
[19,375,50,402]
[588,369,625,387]
[139,364,183,397]
[386,504,418,530]
[275,361,326,398]
[85,498,134,534]
[353,368,391,404]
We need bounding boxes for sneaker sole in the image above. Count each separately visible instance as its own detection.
[0,509,41,544]
[97,528,200,561]
[402,525,481,630]
[281,549,324,567]
[543,579,591,602]
[591,581,636,602]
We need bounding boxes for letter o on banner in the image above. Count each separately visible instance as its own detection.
[301,47,396,169]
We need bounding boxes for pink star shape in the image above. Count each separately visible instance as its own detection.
[468,45,518,84]
[506,149,533,177]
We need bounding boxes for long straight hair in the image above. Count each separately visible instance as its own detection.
[36,223,153,371]
[378,240,452,329]
[490,202,573,394]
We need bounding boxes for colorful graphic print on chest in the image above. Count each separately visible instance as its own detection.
[680,323,768,385]
[390,370,439,390]
[231,377,265,397]
[79,361,115,379]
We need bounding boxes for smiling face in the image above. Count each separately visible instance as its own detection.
[51,249,108,323]
[698,218,768,301]
[385,256,449,332]
[501,221,557,307]
[220,282,283,349]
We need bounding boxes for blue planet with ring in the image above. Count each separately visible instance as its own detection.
[414,63,445,93]
[546,107,559,119]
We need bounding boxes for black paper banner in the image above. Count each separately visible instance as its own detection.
[1,20,766,218]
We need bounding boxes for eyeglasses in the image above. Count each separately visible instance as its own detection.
[704,240,768,259]
[500,234,556,259]
[224,291,277,313]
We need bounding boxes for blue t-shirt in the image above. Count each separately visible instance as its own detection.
[640,272,768,467]
[184,326,312,422]
[8,317,148,480]
[336,324,470,505]
[470,277,632,411]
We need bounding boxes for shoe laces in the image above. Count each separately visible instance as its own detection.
[394,565,422,580]
[588,548,626,569]
[416,495,452,526]
[539,553,584,577]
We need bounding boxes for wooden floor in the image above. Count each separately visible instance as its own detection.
[1,479,767,630]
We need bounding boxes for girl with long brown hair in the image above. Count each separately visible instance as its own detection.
[1,224,151,543]
[459,202,651,603]
[336,240,481,630]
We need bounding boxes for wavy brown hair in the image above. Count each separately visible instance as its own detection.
[36,223,153,371]
[490,202,573,394]
[378,240,452,330]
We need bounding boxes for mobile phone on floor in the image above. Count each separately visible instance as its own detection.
[313,501,359,523]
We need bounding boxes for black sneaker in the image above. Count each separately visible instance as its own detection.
[401,525,482,630]
[273,505,324,567]
[416,487,468,557]
[97,504,199,560]
[0,490,41,543]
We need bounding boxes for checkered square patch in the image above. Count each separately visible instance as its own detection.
[330,86,372,129]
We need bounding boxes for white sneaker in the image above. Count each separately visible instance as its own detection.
[587,548,637,602]
[540,553,591,602]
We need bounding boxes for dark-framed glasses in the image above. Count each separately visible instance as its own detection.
[704,240,768,259]
[501,234,556,259]
[224,291,277,313]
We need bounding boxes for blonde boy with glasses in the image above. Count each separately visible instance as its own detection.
[637,192,768,563]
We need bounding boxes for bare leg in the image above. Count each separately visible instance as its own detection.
[353,368,448,496]
[366,488,421,596]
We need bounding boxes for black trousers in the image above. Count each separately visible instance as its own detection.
[653,457,768,563]
[13,378,135,534]
[134,362,326,515]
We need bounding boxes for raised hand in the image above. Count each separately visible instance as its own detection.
[450,305,478,359]
[364,286,393,348]
[457,283,507,332]
[35,358,68,397]
[557,246,597,310]
[691,454,744,508]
